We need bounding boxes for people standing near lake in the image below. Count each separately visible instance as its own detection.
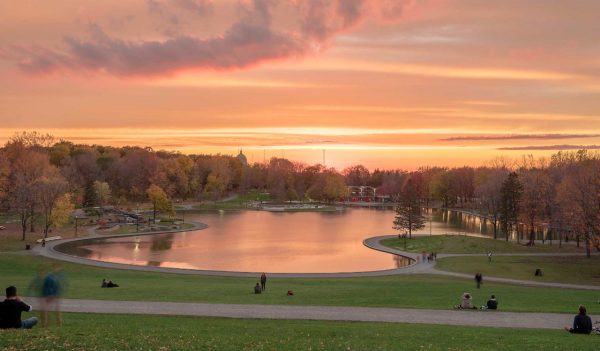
[564,305,592,334]
[475,273,483,289]
[0,286,38,329]
[260,273,267,291]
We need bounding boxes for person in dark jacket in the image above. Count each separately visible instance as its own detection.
[260,273,267,291]
[0,286,38,329]
[481,295,498,310]
[475,273,483,289]
[564,305,593,334]
[254,283,262,294]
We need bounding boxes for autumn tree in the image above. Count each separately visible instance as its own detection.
[0,150,9,205]
[322,171,347,203]
[51,193,75,229]
[8,150,49,240]
[146,184,174,223]
[519,169,552,245]
[499,172,523,242]
[94,181,111,206]
[556,159,599,257]
[475,168,508,239]
[393,178,426,238]
[36,169,69,238]
[343,165,370,186]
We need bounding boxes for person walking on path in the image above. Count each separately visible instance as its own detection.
[260,273,267,291]
[41,267,66,327]
[487,251,492,263]
[475,273,483,289]
[564,305,593,334]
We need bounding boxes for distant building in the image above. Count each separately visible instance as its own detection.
[347,186,376,202]
[346,186,390,203]
[237,149,248,166]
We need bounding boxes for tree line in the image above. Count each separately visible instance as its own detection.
[0,132,598,254]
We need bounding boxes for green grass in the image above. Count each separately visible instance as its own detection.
[1,313,597,351]
[1,254,598,314]
[193,190,271,210]
[381,235,585,254]
[437,255,600,285]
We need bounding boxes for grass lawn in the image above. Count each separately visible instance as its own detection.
[1,313,597,351]
[381,235,585,254]
[193,191,270,210]
[437,255,600,286]
[1,254,598,314]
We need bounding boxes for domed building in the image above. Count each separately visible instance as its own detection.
[236,148,248,166]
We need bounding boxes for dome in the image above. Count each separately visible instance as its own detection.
[237,149,248,166]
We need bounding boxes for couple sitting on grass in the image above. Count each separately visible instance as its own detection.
[454,292,498,310]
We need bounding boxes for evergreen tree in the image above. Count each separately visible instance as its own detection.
[83,179,97,208]
[393,179,426,238]
[499,172,523,242]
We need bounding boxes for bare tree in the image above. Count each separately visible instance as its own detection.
[519,169,552,245]
[475,167,508,239]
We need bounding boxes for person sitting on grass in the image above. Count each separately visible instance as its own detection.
[481,295,498,310]
[454,292,476,309]
[564,305,592,334]
[254,283,262,294]
[0,286,38,329]
[106,280,119,288]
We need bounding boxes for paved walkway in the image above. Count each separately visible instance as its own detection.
[365,235,600,290]
[34,229,600,288]
[26,298,591,330]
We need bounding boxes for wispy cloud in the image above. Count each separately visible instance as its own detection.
[497,144,600,151]
[441,134,600,141]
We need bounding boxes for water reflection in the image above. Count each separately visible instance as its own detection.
[58,208,490,273]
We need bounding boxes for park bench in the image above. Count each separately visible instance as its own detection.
[36,236,62,243]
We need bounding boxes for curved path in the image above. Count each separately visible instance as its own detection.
[36,224,418,278]
[366,235,600,291]
[35,226,600,289]
[26,297,593,330]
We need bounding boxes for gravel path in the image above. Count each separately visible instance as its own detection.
[26,298,589,330]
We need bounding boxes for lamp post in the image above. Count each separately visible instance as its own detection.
[75,216,79,237]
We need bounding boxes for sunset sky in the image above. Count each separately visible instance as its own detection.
[1,0,600,170]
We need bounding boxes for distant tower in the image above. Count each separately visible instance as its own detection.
[237,148,248,166]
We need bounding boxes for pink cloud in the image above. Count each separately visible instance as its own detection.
[6,0,421,77]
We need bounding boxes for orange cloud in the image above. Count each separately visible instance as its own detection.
[6,0,426,77]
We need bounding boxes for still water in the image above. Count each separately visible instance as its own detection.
[58,208,486,273]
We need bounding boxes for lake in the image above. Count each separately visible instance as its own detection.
[57,208,488,273]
